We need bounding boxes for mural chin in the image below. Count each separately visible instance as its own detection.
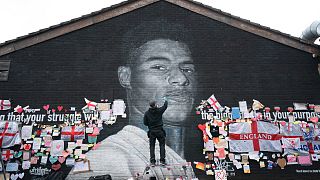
[163,104,192,125]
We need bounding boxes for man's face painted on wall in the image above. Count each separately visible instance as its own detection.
[119,39,197,126]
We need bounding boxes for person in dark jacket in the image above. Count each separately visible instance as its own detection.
[144,99,168,166]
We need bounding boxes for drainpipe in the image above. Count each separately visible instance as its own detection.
[301,21,320,42]
[301,21,320,76]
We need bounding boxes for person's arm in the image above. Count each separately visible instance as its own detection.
[143,113,148,126]
[159,100,168,113]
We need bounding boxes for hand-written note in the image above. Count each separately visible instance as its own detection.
[72,160,90,173]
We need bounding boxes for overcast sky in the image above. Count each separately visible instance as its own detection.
[0,0,319,44]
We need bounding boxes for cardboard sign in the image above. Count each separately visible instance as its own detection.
[72,160,90,173]
[297,155,312,166]
[97,103,110,111]
[22,160,31,170]
[50,140,64,156]
[21,126,33,140]
[5,162,18,172]
[32,138,42,150]
[112,99,126,115]
[214,169,227,180]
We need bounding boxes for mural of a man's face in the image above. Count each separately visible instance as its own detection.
[119,39,197,126]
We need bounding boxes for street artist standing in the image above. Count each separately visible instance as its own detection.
[144,99,168,166]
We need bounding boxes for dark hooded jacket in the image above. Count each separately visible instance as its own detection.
[143,100,168,130]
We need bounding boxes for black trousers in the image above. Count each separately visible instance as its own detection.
[148,128,166,163]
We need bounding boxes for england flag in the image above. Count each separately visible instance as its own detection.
[207,94,223,112]
[280,122,320,155]
[0,121,21,148]
[229,121,282,152]
[0,100,11,111]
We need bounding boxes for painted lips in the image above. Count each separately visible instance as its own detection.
[165,90,192,103]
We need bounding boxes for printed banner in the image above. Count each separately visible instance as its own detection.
[229,121,282,152]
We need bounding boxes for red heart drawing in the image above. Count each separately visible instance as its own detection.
[36,130,41,136]
[310,117,319,123]
[43,105,50,111]
[51,163,61,171]
[24,144,31,150]
[197,124,206,131]
[279,121,286,126]
[52,109,56,113]
[58,156,65,163]
[17,107,24,114]
[57,106,63,112]
[56,145,61,149]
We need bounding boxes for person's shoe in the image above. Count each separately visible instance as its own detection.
[150,162,156,167]
[160,161,167,166]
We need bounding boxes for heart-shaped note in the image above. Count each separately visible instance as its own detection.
[14,151,22,158]
[56,144,61,149]
[277,158,287,169]
[57,106,63,112]
[310,117,319,123]
[52,163,61,171]
[58,156,66,163]
[197,124,206,131]
[24,144,31,151]
[52,109,56,113]
[49,156,58,164]
[17,107,24,113]
[18,173,24,179]
[10,174,18,180]
[43,105,50,111]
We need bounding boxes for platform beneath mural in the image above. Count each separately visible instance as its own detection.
[138,163,196,180]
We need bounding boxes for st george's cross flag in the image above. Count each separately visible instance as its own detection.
[207,94,224,112]
[0,100,11,111]
[280,122,320,155]
[0,121,21,148]
[1,149,14,161]
[61,126,85,141]
[82,98,97,111]
[228,121,282,152]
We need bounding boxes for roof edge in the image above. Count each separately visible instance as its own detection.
[0,0,319,56]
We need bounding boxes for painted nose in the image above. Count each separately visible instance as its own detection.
[168,68,189,86]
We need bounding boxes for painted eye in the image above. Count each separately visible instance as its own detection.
[151,65,167,71]
[180,67,194,73]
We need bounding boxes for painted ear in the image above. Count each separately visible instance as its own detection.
[118,66,132,89]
